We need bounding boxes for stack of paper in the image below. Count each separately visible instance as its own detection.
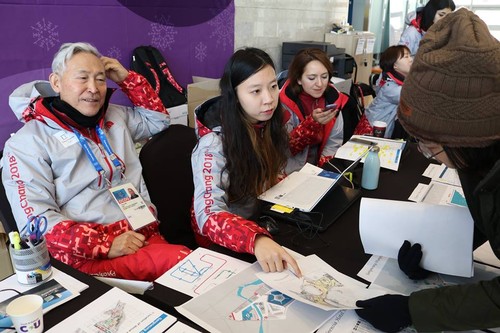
[176,254,390,333]
[409,163,466,208]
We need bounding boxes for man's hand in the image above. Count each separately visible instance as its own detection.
[101,56,129,84]
[108,231,146,259]
[254,235,302,277]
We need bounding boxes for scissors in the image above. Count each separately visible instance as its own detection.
[26,215,48,245]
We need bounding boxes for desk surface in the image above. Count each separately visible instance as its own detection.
[143,143,431,313]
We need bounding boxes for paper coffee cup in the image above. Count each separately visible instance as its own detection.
[372,121,387,138]
[6,295,44,333]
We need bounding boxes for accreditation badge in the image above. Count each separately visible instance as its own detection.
[109,183,156,230]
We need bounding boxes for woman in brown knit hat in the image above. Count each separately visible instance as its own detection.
[356,8,500,332]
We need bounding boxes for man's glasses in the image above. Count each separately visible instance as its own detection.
[416,139,444,160]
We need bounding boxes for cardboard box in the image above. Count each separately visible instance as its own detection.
[187,77,220,127]
[0,223,14,280]
[168,103,188,126]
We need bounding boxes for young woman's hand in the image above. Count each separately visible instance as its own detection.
[254,235,302,277]
[312,107,339,125]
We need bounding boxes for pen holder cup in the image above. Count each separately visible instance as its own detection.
[9,237,52,285]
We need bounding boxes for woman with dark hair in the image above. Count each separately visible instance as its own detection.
[356,9,500,332]
[354,45,412,138]
[399,0,456,56]
[191,47,300,275]
[280,48,359,173]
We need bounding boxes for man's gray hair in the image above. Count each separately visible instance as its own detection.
[51,42,101,75]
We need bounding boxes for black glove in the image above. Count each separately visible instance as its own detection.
[398,240,431,280]
[355,294,411,332]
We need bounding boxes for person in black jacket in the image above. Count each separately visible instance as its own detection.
[356,8,500,332]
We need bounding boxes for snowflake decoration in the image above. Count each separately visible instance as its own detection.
[209,3,233,51]
[148,15,177,51]
[195,42,208,62]
[31,18,60,51]
[105,46,122,60]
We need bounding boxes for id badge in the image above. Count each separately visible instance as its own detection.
[109,183,156,230]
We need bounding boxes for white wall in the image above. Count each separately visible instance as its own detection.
[234,0,349,70]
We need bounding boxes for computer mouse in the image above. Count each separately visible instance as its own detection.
[256,216,280,235]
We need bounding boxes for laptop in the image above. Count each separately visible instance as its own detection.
[258,152,364,212]
[262,185,362,232]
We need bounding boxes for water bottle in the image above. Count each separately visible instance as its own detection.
[361,146,380,190]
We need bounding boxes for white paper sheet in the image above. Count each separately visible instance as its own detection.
[356,255,388,283]
[422,163,461,187]
[408,181,466,207]
[256,255,387,310]
[155,247,250,297]
[317,309,416,333]
[355,38,365,55]
[95,276,153,295]
[46,287,177,333]
[0,267,87,303]
[359,198,474,277]
[473,242,500,268]
[365,38,376,54]
[334,136,406,171]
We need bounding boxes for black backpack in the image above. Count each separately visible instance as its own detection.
[130,46,187,108]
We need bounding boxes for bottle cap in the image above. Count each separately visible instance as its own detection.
[370,145,380,153]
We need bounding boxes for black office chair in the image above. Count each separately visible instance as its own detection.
[139,125,198,249]
[0,151,18,233]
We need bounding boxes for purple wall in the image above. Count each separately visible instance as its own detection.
[0,0,234,148]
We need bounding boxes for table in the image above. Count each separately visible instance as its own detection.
[143,143,431,310]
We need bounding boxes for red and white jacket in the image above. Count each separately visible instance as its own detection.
[190,97,271,254]
[2,72,170,269]
[280,80,349,174]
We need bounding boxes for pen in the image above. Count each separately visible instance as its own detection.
[350,137,377,146]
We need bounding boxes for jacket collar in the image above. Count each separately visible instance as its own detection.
[27,88,114,132]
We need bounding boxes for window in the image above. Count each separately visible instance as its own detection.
[454,0,500,40]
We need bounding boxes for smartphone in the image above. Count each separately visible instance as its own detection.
[323,103,337,111]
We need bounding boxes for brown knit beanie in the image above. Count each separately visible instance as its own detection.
[398,8,500,147]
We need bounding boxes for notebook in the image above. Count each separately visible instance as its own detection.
[258,154,364,212]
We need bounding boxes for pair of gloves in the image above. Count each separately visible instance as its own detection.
[355,240,431,332]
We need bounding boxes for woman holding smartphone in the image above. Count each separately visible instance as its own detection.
[280,48,359,173]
